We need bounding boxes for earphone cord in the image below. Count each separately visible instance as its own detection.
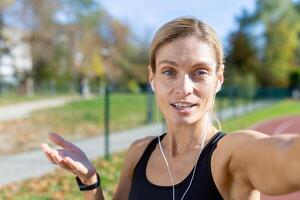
[157,115,208,200]
[158,138,176,200]
[154,90,209,200]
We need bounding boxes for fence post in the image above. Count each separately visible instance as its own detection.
[104,84,110,159]
[146,84,153,123]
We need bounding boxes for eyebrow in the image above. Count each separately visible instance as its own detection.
[157,60,179,67]
[157,60,214,69]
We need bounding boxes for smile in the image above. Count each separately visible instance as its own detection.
[170,102,197,110]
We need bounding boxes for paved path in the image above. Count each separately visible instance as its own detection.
[0,96,79,122]
[251,115,300,200]
[0,123,163,186]
[0,100,273,187]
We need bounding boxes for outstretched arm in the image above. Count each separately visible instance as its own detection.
[41,133,154,200]
[229,130,300,196]
[41,133,104,200]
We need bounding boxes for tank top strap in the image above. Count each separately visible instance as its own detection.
[137,132,225,168]
[190,131,226,200]
[200,131,226,163]
[129,132,226,200]
[135,133,166,171]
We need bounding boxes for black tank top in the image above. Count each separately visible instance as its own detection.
[128,132,226,200]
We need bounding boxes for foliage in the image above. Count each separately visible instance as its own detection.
[289,68,300,90]
[226,30,259,95]
[127,79,141,94]
[0,152,125,200]
[263,15,300,86]
[1,0,148,94]
[226,0,300,88]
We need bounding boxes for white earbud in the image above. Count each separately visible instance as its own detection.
[216,80,221,93]
[150,81,155,93]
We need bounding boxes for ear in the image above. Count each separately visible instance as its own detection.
[148,65,155,93]
[216,64,224,93]
[217,64,224,83]
[148,65,154,83]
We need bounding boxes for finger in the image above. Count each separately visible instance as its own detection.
[44,151,57,164]
[41,143,52,152]
[49,149,73,170]
[50,153,73,171]
[48,133,75,149]
[58,158,72,171]
[64,157,88,176]
[50,149,63,164]
[40,143,57,164]
[62,157,80,175]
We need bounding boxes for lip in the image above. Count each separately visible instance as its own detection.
[170,100,198,106]
[170,101,198,114]
[171,101,196,104]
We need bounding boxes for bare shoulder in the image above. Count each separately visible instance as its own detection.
[214,130,269,156]
[128,136,157,157]
[125,136,157,173]
[215,130,270,162]
[212,130,269,199]
[230,129,269,138]
[226,129,269,146]
[130,135,157,149]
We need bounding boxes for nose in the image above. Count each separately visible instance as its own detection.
[175,74,194,95]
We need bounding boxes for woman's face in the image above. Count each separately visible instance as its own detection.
[150,36,223,125]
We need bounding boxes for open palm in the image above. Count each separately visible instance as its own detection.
[41,133,96,182]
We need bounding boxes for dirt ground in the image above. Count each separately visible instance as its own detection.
[0,118,100,156]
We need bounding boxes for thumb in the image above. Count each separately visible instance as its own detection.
[48,133,74,149]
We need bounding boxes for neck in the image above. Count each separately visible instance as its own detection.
[162,115,218,157]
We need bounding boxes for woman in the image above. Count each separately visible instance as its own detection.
[41,17,300,200]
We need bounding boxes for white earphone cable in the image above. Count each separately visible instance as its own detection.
[158,137,176,200]
[154,92,210,200]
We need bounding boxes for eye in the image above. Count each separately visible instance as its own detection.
[162,69,176,76]
[193,69,208,77]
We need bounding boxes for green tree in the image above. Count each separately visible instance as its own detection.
[4,0,149,94]
[226,6,260,96]
[226,30,259,98]
[256,0,300,86]
[227,31,259,76]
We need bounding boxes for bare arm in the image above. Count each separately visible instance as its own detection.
[229,130,300,195]
[41,133,104,200]
[41,133,154,200]
[83,183,105,200]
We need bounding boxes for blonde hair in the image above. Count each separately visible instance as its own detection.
[151,16,224,130]
[150,16,224,73]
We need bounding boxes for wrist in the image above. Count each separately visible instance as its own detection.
[80,172,98,185]
[76,173,101,191]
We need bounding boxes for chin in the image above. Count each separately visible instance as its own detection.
[170,116,199,125]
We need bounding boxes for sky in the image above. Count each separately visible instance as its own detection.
[97,0,256,43]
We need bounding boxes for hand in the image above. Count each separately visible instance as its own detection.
[41,133,97,184]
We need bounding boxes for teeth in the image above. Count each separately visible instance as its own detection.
[173,102,194,108]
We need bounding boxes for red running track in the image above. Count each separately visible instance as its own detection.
[250,115,300,200]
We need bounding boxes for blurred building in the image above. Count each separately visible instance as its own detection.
[0,27,32,89]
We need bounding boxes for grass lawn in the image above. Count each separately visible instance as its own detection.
[0,93,152,155]
[222,99,300,132]
[0,92,243,155]
[1,99,300,199]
